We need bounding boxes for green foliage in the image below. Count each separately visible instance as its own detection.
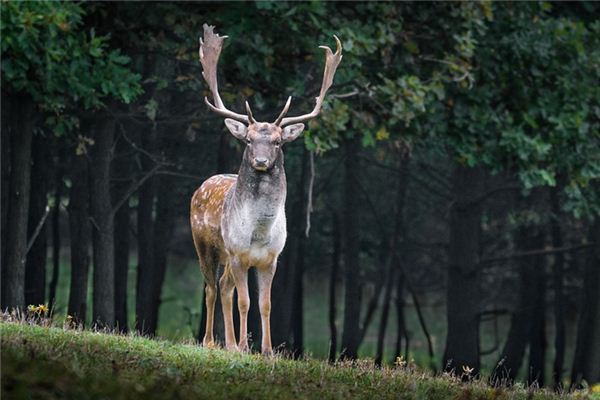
[1,321,585,400]
[1,2,142,131]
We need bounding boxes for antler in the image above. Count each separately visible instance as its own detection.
[277,35,343,127]
[199,24,251,123]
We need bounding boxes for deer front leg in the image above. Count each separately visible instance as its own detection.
[231,258,250,352]
[257,262,276,356]
[219,264,237,351]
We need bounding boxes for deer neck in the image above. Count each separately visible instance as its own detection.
[233,152,287,215]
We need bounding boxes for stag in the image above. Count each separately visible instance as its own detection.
[191,24,342,355]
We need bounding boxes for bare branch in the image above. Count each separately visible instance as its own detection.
[26,204,51,254]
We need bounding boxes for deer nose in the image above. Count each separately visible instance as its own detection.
[254,157,268,165]
[253,157,268,171]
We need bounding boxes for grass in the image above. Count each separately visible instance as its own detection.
[47,252,578,382]
[1,319,594,400]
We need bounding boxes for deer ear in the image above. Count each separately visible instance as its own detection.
[224,119,247,140]
[282,123,305,143]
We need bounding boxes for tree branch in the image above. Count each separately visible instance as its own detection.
[481,243,594,265]
[26,204,51,254]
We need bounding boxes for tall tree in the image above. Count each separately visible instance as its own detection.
[67,147,91,324]
[443,164,484,375]
[25,133,50,307]
[340,135,361,359]
[4,98,35,310]
[571,219,600,386]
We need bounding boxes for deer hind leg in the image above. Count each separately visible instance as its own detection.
[198,245,219,348]
[219,262,237,351]
[230,257,250,352]
[257,262,276,356]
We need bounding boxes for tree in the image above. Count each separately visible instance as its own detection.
[1,2,141,317]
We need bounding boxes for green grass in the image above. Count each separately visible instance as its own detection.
[1,320,592,400]
[44,252,580,383]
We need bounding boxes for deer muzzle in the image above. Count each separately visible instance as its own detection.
[252,157,269,171]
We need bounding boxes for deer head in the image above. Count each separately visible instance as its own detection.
[199,24,342,171]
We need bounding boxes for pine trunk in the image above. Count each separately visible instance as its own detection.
[89,119,116,328]
[340,136,361,360]
[4,98,34,311]
[67,151,91,324]
[571,220,600,386]
[135,126,157,335]
[443,164,483,375]
[25,133,49,307]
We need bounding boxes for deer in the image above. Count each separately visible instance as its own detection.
[190,24,342,355]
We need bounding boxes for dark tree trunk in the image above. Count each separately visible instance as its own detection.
[571,220,600,387]
[550,187,565,388]
[376,152,409,366]
[394,273,408,360]
[67,151,91,324]
[48,161,63,309]
[270,148,308,350]
[89,119,116,328]
[4,98,34,311]
[1,95,11,303]
[492,225,545,385]
[135,126,157,335]
[527,245,546,387]
[443,164,483,376]
[340,135,361,360]
[113,135,132,332]
[25,133,49,306]
[375,265,395,366]
[147,176,176,336]
[328,214,341,363]
[291,239,305,358]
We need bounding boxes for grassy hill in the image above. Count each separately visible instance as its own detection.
[0,320,594,400]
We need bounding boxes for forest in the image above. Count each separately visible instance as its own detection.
[1,1,599,391]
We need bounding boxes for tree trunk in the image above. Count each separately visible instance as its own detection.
[48,162,63,309]
[67,151,91,324]
[1,95,11,306]
[270,148,308,350]
[328,214,341,363]
[113,135,132,332]
[147,176,176,336]
[443,164,483,376]
[340,135,361,360]
[571,220,600,387]
[25,133,49,307]
[550,187,565,388]
[375,265,395,366]
[376,152,409,366]
[492,225,545,385]
[291,238,305,358]
[4,98,34,311]
[135,125,157,335]
[527,244,546,387]
[89,118,116,328]
[394,273,408,360]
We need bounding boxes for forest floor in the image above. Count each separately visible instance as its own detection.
[1,319,596,400]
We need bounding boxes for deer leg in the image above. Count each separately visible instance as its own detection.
[203,282,217,347]
[231,259,250,352]
[219,264,237,351]
[257,262,276,356]
[197,244,218,348]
